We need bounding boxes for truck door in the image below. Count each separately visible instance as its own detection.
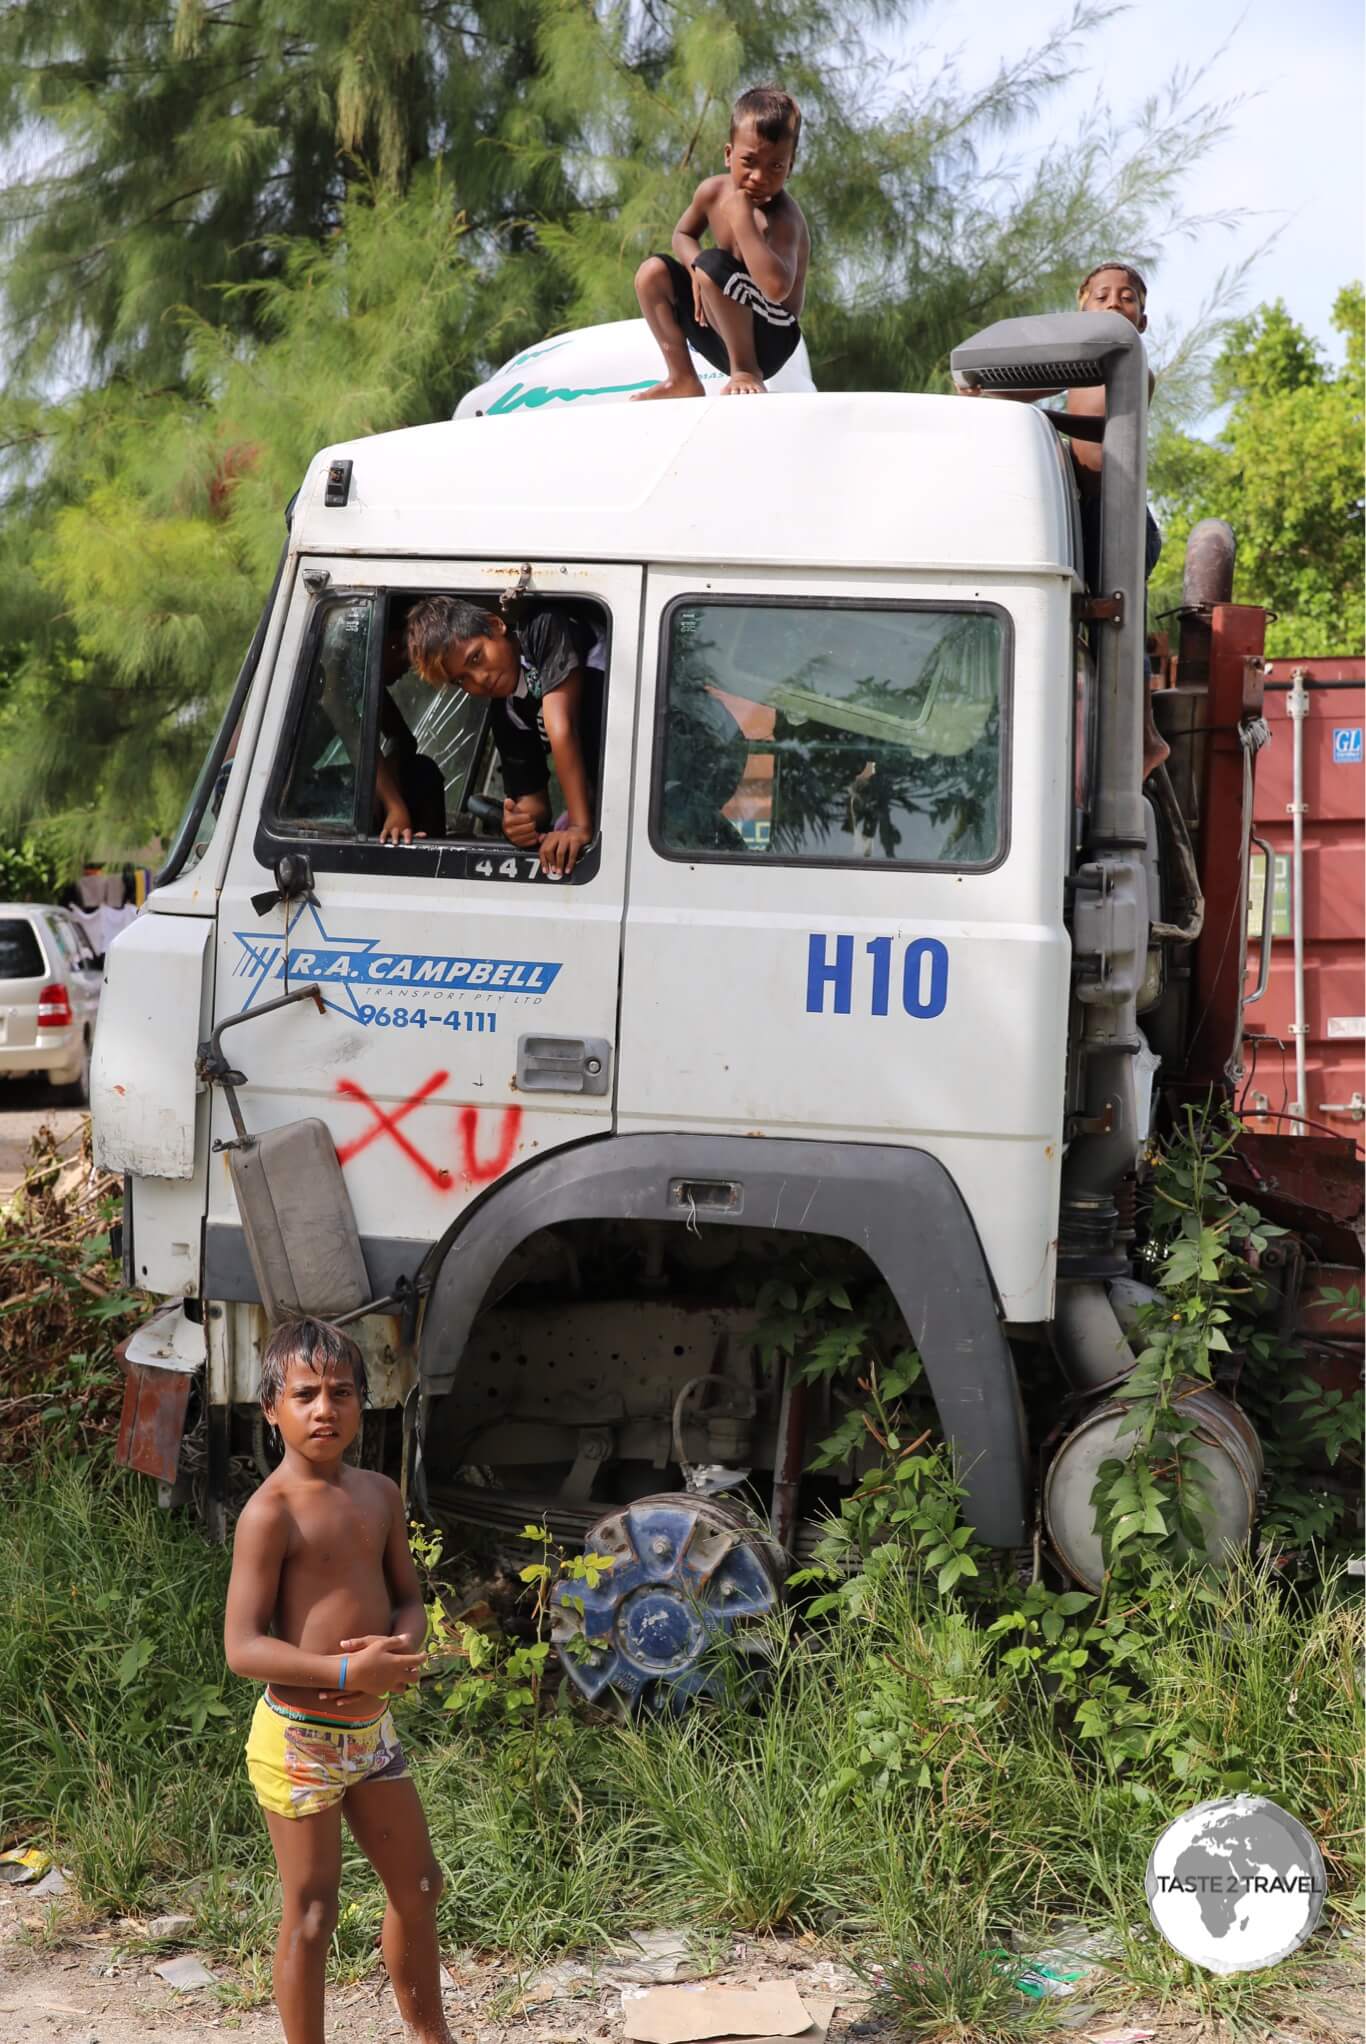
[616,569,1071,1327]
[206,558,641,1294]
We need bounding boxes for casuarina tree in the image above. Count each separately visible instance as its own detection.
[0,0,1248,853]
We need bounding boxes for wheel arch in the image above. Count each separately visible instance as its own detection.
[418,1133,1029,1546]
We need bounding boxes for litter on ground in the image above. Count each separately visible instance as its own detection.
[146,1912,195,1940]
[623,1981,820,2044]
[154,1953,219,1990]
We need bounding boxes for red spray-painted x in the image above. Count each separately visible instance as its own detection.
[335,1071,453,1189]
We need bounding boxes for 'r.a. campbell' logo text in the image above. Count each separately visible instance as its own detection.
[232,902,561,1019]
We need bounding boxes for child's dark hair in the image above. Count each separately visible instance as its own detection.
[731,85,801,157]
[406,594,500,679]
[1078,260,1147,308]
[259,1317,368,1412]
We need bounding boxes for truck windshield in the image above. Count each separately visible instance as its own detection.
[656,600,1006,866]
[167,709,239,880]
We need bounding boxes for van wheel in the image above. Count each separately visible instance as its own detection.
[53,1036,91,1108]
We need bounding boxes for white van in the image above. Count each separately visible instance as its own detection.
[93,313,1267,1695]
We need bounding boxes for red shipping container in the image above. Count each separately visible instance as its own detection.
[1242,657,1364,1152]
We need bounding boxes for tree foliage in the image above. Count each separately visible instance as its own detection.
[0,0,1252,852]
[1150,285,1364,655]
[0,171,490,852]
[0,0,571,384]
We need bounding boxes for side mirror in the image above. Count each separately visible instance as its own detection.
[274,852,315,901]
[250,851,318,919]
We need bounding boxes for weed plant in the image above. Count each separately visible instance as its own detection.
[0,1458,1359,2030]
[0,1109,1359,2036]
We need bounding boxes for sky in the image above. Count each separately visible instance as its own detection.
[877,0,1362,368]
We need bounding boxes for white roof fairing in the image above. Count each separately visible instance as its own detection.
[292,393,1077,577]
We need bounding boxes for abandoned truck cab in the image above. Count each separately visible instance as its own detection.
[94,313,1268,1696]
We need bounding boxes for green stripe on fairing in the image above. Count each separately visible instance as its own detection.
[503,338,574,372]
[485,378,659,414]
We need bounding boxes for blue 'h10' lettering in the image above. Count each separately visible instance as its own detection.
[805,934,949,1019]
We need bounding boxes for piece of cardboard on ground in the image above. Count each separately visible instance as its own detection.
[754,1992,835,2044]
[154,1953,218,1990]
[624,1982,833,2044]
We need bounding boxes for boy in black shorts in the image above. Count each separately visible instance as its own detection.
[634,86,809,399]
[406,597,602,876]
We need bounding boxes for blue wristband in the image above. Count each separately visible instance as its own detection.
[338,1655,349,1693]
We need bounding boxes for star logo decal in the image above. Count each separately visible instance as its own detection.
[231,900,381,1021]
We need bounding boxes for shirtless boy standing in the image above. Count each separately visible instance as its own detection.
[634,85,809,398]
[224,1319,452,2044]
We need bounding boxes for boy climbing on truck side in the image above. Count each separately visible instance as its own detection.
[634,86,809,399]
[406,596,602,876]
[958,258,1168,778]
[224,1318,452,2044]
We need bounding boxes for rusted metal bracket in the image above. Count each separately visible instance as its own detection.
[1066,1099,1118,1141]
[1072,590,1125,626]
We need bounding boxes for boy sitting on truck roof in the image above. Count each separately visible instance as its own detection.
[633,85,810,399]
[406,596,601,876]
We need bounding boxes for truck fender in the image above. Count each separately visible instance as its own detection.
[419,1134,1028,1546]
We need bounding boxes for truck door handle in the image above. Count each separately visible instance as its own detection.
[516,1034,611,1096]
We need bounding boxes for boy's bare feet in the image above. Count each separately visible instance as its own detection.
[633,373,705,400]
[721,370,765,395]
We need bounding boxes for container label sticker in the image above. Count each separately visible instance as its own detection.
[1246,850,1291,940]
[1326,1016,1366,1040]
[1331,726,1362,764]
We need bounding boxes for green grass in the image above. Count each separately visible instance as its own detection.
[0,1459,1360,2035]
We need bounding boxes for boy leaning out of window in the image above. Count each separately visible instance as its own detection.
[406,597,600,877]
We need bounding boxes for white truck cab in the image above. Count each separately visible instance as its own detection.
[95,314,1265,1691]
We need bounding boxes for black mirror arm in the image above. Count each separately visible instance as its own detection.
[196,984,325,1145]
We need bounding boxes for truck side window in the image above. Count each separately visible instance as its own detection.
[277,598,373,832]
[386,668,487,822]
[270,591,608,855]
[655,600,1007,868]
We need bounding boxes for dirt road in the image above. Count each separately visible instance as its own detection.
[0,1884,1362,2044]
[0,1088,85,1201]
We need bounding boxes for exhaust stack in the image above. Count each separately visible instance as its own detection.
[952,311,1152,1273]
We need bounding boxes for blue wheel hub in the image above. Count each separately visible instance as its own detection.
[551,1493,785,1708]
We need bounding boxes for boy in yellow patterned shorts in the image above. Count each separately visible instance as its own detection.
[224,1319,452,2043]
